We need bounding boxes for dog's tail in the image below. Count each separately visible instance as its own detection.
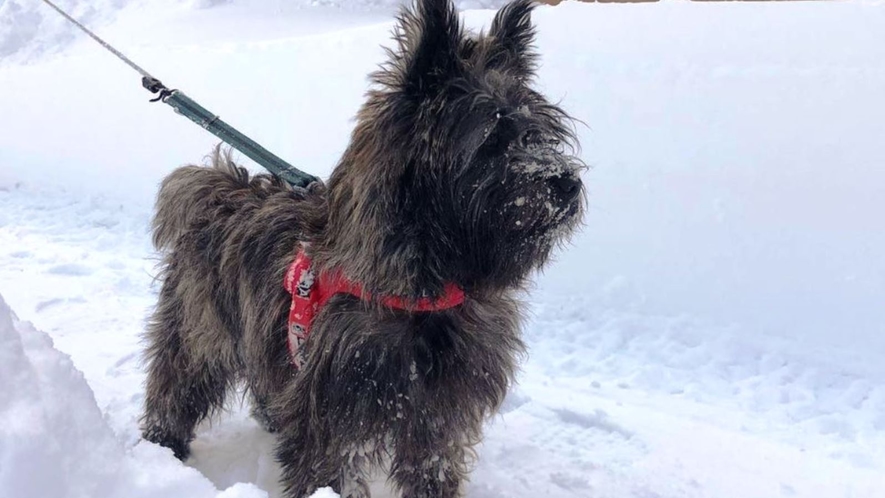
[152,146,281,252]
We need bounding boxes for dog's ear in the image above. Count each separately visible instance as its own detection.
[384,0,463,95]
[487,0,537,77]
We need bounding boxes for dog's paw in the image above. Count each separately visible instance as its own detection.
[250,404,280,434]
[142,426,191,461]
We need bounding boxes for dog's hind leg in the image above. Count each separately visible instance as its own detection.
[244,304,293,434]
[140,264,236,460]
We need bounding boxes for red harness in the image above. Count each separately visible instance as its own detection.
[283,249,465,368]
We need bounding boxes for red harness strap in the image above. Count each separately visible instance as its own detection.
[283,249,465,368]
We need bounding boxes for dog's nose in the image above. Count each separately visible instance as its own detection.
[550,174,581,200]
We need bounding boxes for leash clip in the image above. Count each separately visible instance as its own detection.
[142,76,174,102]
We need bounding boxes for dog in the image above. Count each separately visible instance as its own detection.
[140,0,584,496]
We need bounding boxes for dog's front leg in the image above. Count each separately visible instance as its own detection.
[275,402,339,498]
[390,423,470,498]
[274,375,375,498]
[276,415,375,498]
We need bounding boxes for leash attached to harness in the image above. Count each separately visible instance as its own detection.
[39,0,318,188]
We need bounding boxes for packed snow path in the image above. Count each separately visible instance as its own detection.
[2,1,885,497]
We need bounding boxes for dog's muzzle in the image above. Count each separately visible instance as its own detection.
[548,172,582,202]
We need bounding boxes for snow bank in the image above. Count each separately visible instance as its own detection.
[0,0,128,60]
[0,293,267,498]
[0,292,123,496]
[0,0,508,62]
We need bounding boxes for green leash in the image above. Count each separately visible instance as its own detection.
[39,0,318,188]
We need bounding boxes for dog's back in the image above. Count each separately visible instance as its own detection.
[153,147,297,253]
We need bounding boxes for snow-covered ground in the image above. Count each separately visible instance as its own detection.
[2,1,884,497]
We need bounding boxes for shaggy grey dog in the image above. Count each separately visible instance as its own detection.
[140,0,584,496]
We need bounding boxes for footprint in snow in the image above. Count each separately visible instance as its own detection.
[549,471,590,491]
[35,298,64,312]
[46,263,94,276]
[35,296,87,312]
[106,352,139,376]
[499,389,531,414]
[553,408,633,439]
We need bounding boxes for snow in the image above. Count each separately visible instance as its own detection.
[1,1,885,497]
[0,0,509,61]
[0,293,270,498]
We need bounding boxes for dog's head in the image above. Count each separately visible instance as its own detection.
[321,0,584,295]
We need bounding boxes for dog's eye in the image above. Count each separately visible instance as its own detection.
[483,128,503,152]
[481,115,519,154]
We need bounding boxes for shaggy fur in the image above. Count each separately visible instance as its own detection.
[140,0,584,496]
